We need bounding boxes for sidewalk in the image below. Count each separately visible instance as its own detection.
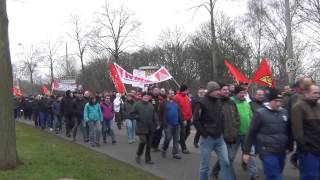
[18,119,299,180]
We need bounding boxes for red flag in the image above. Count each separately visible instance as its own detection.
[13,86,23,96]
[42,86,51,96]
[108,61,126,94]
[224,60,250,83]
[251,59,275,87]
[52,80,59,90]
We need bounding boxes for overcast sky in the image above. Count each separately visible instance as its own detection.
[7,0,247,61]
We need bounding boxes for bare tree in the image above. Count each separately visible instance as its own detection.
[68,15,90,74]
[92,2,141,62]
[20,46,43,94]
[297,0,320,47]
[187,0,219,80]
[0,0,20,170]
[56,55,77,78]
[43,39,61,88]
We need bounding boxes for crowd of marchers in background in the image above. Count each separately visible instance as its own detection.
[13,77,320,180]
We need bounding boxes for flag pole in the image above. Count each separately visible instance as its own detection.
[171,77,180,88]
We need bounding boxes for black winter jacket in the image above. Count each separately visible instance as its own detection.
[193,96,224,138]
[243,104,293,155]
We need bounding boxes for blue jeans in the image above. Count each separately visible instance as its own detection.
[199,136,232,180]
[102,120,115,142]
[211,141,238,179]
[39,112,48,129]
[237,135,259,177]
[125,119,136,142]
[260,154,285,180]
[88,120,101,145]
[299,153,320,180]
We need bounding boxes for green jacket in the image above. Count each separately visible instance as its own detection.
[231,97,253,135]
[83,103,103,122]
[130,101,158,135]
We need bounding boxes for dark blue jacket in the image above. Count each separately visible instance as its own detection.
[243,104,293,155]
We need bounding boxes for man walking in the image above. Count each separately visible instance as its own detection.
[159,89,182,160]
[174,85,193,154]
[243,88,293,180]
[131,92,158,165]
[292,83,320,180]
[193,81,232,180]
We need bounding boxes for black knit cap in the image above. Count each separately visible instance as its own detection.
[266,88,283,101]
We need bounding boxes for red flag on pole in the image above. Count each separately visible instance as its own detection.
[251,59,276,87]
[13,86,23,96]
[108,61,126,94]
[42,86,51,96]
[224,60,250,83]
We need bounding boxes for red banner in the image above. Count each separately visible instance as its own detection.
[251,59,275,87]
[224,60,250,83]
[108,61,126,94]
[42,86,51,96]
[13,86,23,97]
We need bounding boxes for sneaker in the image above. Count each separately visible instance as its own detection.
[161,151,166,158]
[136,156,141,164]
[194,143,199,148]
[112,140,117,145]
[145,160,154,165]
[128,140,133,144]
[173,154,182,159]
[182,149,190,154]
[103,140,107,144]
[49,128,53,132]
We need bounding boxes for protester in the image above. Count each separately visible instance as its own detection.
[72,92,87,142]
[282,85,293,110]
[159,89,182,160]
[32,95,40,127]
[193,81,232,180]
[292,83,320,180]
[174,84,192,154]
[131,92,158,165]
[150,87,162,152]
[211,82,240,180]
[84,96,103,147]
[52,96,62,134]
[122,93,136,144]
[100,95,116,144]
[113,93,123,130]
[38,95,50,129]
[193,86,206,148]
[231,85,260,180]
[61,90,75,137]
[243,88,293,180]
[250,89,265,113]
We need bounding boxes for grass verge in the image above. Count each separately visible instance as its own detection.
[0,122,161,180]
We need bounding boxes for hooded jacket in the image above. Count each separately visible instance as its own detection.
[174,92,192,121]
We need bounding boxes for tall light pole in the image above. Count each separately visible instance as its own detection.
[285,0,295,84]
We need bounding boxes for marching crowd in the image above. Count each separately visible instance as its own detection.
[13,77,320,180]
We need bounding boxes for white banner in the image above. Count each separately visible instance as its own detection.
[113,63,173,86]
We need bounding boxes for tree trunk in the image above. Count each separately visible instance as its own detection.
[210,0,218,81]
[30,71,34,95]
[0,0,20,170]
[50,58,54,90]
